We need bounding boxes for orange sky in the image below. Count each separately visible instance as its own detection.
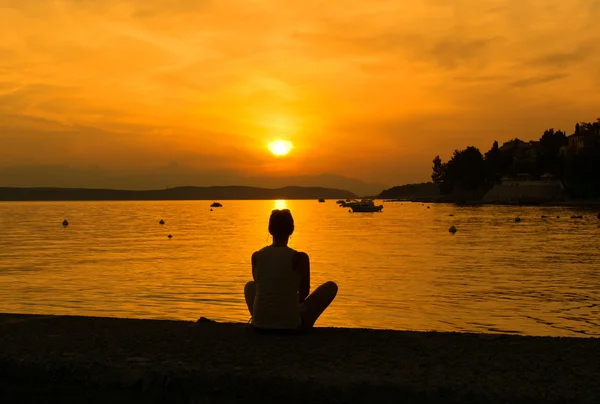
[1,0,599,189]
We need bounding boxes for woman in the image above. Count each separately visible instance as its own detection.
[244,209,338,332]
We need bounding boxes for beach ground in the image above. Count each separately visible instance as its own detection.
[1,313,599,403]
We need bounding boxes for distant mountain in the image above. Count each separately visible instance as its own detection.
[378,182,440,200]
[0,186,357,201]
[0,165,386,196]
[243,173,387,197]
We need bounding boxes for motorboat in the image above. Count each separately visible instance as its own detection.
[350,199,383,212]
[210,202,223,207]
[318,198,325,202]
[339,199,360,207]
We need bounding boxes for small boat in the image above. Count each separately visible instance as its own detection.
[350,200,383,212]
[336,199,345,204]
[210,202,223,208]
[318,198,325,203]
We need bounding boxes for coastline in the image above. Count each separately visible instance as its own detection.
[390,197,600,209]
[0,186,357,202]
[1,313,599,403]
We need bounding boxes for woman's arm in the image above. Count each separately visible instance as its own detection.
[251,251,257,281]
[294,252,310,303]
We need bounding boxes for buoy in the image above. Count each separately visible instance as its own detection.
[348,209,351,213]
[427,206,430,209]
[159,219,165,225]
[515,217,521,223]
[556,216,560,218]
[449,214,454,217]
[167,234,172,239]
[62,219,69,226]
[210,208,213,211]
[449,225,457,233]
[541,215,547,218]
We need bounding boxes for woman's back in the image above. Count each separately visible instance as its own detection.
[252,245,301,329]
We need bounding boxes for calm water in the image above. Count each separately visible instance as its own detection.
[0,200,599,337]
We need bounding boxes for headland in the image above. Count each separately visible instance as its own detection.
[1,313,598,403]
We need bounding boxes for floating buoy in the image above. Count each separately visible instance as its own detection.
[210,208,213,211]
[449,214,454,217]
[62,219,69,226]
[541,215,547,218]
[348,209,352,213]
[449,225,457,233]
[167,234,172,239]
[515,217,521,223]
[159,219,165,225]
[427,206,430,209]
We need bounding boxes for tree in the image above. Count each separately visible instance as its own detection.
[448,146,486,191]
[540,129,567,156]
[536,128,567,175]
[484,140,501,182]
[432,146,486,194]
[431,155,445,184]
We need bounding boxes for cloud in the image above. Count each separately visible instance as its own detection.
[427,36,506,70]
[530,44,597,69]
[509,73,569,88]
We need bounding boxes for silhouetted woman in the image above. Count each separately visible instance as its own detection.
[244,209,338,332]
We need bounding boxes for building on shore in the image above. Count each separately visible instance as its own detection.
[560,120,600,156]
[482,173,566,204]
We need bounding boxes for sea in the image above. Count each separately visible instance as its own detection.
[1,200,598,337]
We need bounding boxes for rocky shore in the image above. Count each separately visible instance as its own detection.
[1,313,599,403]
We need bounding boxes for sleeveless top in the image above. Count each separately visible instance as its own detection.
[252,245,302,329]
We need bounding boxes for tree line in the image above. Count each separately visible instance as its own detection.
[431,119,600,198]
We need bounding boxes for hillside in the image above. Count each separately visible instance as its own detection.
[0,186,357,201]
[378,182,440,200]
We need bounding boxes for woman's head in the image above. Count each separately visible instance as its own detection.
[268,209,294,239]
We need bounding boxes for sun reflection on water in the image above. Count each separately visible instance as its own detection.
[273,199,287,210]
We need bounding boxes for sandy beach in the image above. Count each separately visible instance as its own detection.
[1,313,599,403]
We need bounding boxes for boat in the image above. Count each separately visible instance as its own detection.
[339,199,360,207]
[350,199,383,212]
[336,199,345,204]
[210,202,223,208]
[318,198,325,203]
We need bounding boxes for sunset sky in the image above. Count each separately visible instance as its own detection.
[1,0,599,191]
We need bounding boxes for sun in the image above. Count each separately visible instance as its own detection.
[268,140,293,156]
